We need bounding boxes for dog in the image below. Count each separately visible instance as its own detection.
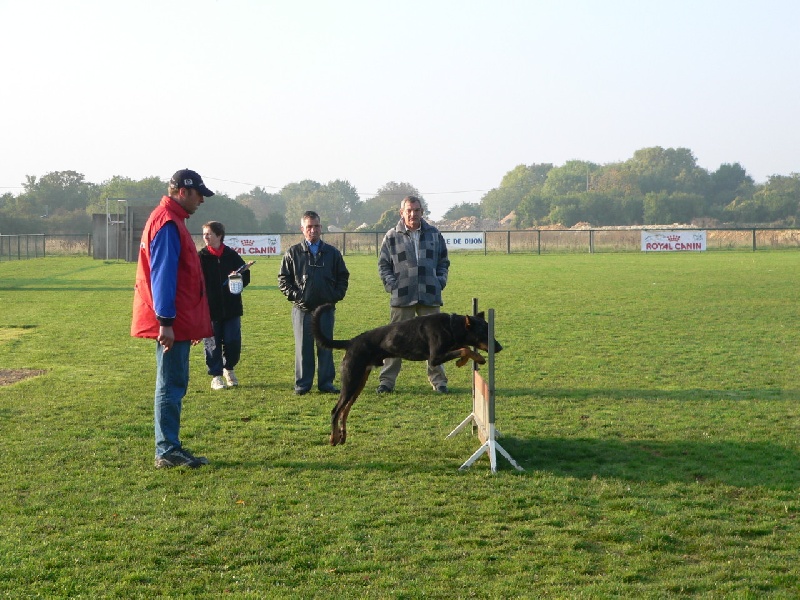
[312,303,503,446]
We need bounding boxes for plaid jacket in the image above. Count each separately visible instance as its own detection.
[378,218,450,307]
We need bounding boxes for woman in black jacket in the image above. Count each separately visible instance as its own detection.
[199,221,251,390]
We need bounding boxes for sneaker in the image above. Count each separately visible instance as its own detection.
[155,448,209,469]
[294,388,310,396]
[376,384,393,394]
[319,385,340,394]
[211,375,227,390]
[223,369,238,387]
[435,385,449,394]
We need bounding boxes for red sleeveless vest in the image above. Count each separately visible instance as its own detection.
[131,196,212,340]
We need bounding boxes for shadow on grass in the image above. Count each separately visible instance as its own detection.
[499,436,800,489]
[0,285,133,292]
[502,387,800,402]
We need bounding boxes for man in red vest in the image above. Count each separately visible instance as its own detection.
[132,169,214,468]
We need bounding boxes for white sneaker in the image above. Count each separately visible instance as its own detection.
[223,369,239,387]
[211,375,227,390]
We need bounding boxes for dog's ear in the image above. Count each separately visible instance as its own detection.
[476,311,485,320]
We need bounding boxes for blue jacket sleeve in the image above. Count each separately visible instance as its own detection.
[150,222,180,325]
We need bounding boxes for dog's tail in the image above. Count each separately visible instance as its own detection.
[311,304,351,350]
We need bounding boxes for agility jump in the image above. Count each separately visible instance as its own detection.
[447,299,524,473]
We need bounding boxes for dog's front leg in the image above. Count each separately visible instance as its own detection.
[453,349,486,367]
[433,348,486,367]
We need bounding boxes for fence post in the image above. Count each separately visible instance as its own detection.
[537,230,541,255]
[752,229,756,252]
[506,231,510,254]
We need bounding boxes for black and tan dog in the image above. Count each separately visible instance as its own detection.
[312,303,503,446]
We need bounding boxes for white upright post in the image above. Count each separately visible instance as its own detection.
[447,303,523,473]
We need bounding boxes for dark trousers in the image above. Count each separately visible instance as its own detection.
[292,305,335,392]
[204,317,242,376]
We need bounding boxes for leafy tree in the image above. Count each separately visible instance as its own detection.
[643,192,705,225]
[185,192,259,234]
[481,163,552,220]
[753,174,800,223]
[442,201,481,220]
[709,163,753,203]
[617,195,645,225]
[591,163,641,196]
[306,180,361,228]
[705,163,755,221]
[577,192,626,226]
[375,207,401,232]
[282,180,322,228]
[541,160,598,197]
[548,195,582,227]
[90,176,167,214]
[235,186,286,232]
[262,212,288,232]
[514,192,552,228]
[1,170,97,233]
[626,147,709,196]
[22,170,96,215]
[360,182,423,227]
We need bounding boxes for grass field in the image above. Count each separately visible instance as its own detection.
[1,252,799,598]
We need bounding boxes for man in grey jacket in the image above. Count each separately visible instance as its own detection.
[377,195,451,394]
[278,211,349,395]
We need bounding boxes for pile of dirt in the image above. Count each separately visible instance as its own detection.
[432,216,502,231]
[0,369,46,386]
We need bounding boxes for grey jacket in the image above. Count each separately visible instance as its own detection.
[278,240,349,312]
[378,218,450,307]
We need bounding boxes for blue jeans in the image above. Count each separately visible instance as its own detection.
[292,305,335,392]
[204,317,242,375]
[154,340,191,457]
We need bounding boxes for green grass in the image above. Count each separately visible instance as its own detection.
[1,253,799,598]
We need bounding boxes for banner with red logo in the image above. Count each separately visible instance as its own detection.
[226,235,282,256]
[641,230,706,252]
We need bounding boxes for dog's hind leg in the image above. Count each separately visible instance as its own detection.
[330,398,347,446]
[330,362,371,446]
[338,364,372,445]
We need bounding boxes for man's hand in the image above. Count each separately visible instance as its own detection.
[157,325,175,351]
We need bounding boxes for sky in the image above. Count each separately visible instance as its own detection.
[1,0,798,220]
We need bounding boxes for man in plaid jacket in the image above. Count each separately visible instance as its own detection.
[377,195,451,394]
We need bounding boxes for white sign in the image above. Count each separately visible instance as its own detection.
[226,235,282,256]
[641,230,706,252]
[442,232,485,250]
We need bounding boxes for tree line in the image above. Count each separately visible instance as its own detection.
[1,146,798,235]
[456,147,800,228]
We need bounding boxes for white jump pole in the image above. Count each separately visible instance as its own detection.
[447,300,523,473]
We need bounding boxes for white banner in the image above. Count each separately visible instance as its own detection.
[226,235,282,256]
[642,230,706,252]
[442,232,485,250]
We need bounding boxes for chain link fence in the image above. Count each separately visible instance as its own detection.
[4,229,800,261]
